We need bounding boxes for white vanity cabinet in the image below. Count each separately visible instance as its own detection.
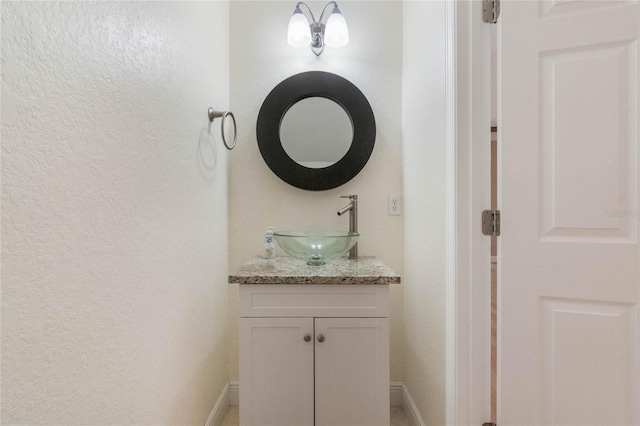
[238,284,390,426]
[313,316,389,426]
[239,317,315,426]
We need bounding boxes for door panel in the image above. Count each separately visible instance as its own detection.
[499,0,639,424]
[540,299,636,425]
[539,41,636,241]
[314,317,389,426]
[239,318,314,426]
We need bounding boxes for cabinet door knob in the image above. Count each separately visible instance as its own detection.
[303,333,311,342]
[317,334,325,343]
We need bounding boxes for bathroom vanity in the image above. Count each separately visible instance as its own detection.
[229,256,400,426]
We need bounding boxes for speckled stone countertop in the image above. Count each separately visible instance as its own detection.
[229,256,401,285]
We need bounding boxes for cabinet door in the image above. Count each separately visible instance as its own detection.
[239,318,314,426]
[314,317,390,426]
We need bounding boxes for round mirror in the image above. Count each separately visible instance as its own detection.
[257,71,375,191]
[279,97,353,169]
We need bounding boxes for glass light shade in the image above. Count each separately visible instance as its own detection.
[324,8,349,48]
[287,8,311,47]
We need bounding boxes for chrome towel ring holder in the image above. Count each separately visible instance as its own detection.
[208,107,237,150]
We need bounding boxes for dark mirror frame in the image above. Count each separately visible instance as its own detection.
[256,71,376,191]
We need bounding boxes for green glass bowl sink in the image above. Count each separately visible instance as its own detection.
[273,231,359,265]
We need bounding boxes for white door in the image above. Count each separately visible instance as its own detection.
[499,1,640,424]
[314,317,389,426]
[239,318,314,426]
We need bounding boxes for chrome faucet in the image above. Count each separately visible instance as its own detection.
[337,194,358,259]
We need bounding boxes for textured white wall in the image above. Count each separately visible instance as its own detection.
[1,2,230,424]
[402,1,447,424]
[228,1,404,381]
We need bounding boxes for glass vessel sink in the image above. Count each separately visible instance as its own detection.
[274,231,359,265]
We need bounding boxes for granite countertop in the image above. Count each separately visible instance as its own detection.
[229,256,401,285]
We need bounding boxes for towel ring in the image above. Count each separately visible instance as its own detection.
[208,107,237,150]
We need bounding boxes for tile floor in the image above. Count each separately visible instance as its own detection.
[221,405,410,426]
[221,406,238,426]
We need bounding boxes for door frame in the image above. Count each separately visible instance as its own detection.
[445,0,492,424]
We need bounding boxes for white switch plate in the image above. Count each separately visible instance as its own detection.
[388,195,402,216]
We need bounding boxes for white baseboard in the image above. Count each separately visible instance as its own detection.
[205,382,230,426]
[229,380,239,406]
[401,382,426,426]
[390,381,403,406]
[207,380,424,425]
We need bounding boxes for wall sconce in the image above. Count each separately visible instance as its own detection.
[287,2,349,56]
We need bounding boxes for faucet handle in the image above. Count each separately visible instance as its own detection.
[340,194,357,199]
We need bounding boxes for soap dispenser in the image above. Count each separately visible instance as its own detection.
[263,226,276,259]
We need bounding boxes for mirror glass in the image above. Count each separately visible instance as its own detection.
[279,97,353,169]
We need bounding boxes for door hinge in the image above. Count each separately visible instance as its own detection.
[482,0,500,24]
[482,210,501,236]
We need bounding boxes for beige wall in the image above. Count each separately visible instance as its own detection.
[228,1,404,381]
[402,1,447,424]
[1,2,230,423]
